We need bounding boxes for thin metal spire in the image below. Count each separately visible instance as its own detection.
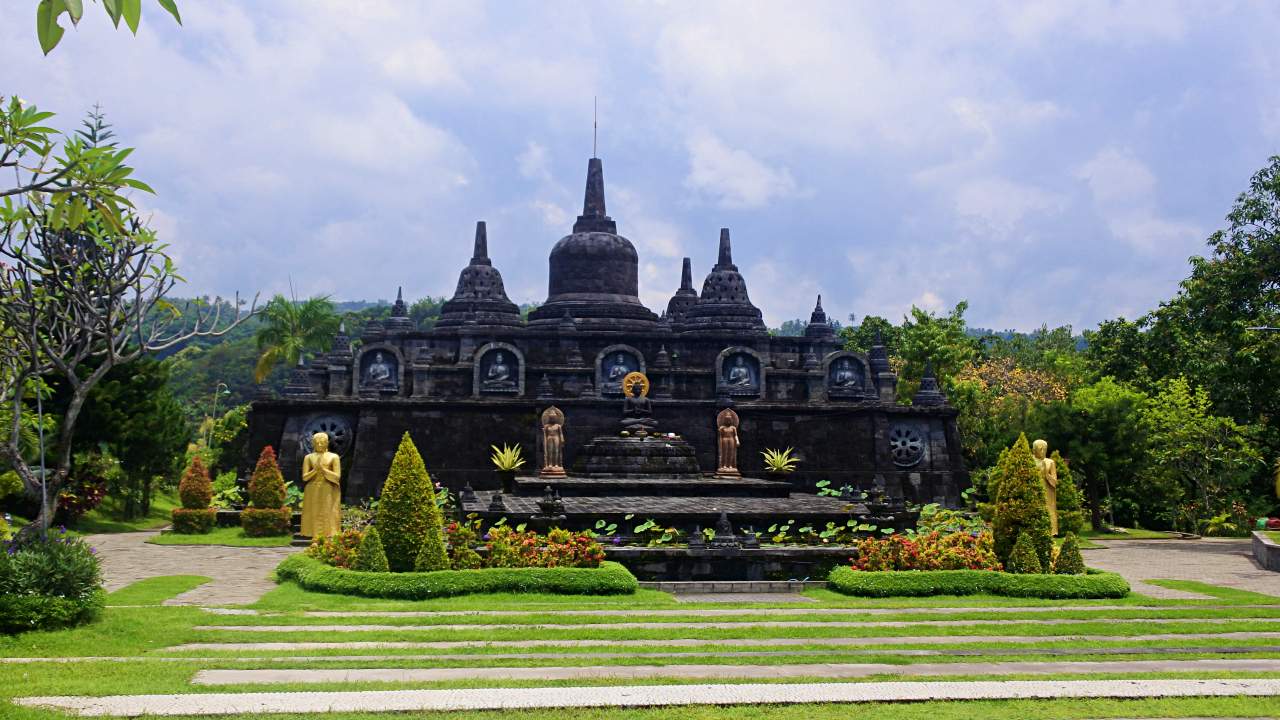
[593,96,598,157]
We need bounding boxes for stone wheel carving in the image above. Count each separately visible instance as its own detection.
[889,425,924,467]
[301,416,352,455]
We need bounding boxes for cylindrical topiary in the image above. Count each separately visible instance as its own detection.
[1053,532,1086,574]
[242,445,291,537]
[172,456,216,534]
[1051,451,1086,536]
[1006,531,1044,574]
[377,432,448,572]
[992,434,1053,570]
[352,527,390,573]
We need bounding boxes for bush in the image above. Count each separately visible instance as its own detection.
[353,527,390,573]
[178,456,213,510]
[170,508,217,534]
[307,529,365,569]
[1006,531,1044,574]
[211,471,242,509]
[851,531,1001,572]
[0,469,21,500]
[377,433,446,572]
[444,520,484,570]
[241,507,292,537]
[1,529,104,633]
[248,446,287,508]
[1054,533,1086,574]
[275,554,638,599]
[1052,451,1086,536]
[992,434,1053,569]
[56,452,115,525]
[828,566,1129,599]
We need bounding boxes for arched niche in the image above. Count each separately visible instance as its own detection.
[716,346,766,398]
[474,342,525,397]
[355,343,405,395]
[822,351,874,400]
[595,344,645,397]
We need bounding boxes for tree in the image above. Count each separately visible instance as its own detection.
[352,527,390,573]
[991,434,1053,570]
[897,302,978,400]
[1052,450,1086,536]
[1032,378,1147,531]
[840,315,899,355]
[0,101,255,539]
[1053,533,1086,575]
[377,432,445,572]
[253,295,340,383]
[171,455,214,534]
[950,357,1068,469]
[1138,377,1261,531]
[242,446,290,537]
[1005,531,1043,574]
[34,0,182,55]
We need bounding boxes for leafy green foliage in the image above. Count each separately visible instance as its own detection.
[1006,531,1044,574]
[991,434,1052,569]
[177,456,211,510]
[305,529,364,569]
[839,315,900,354]
[1054,533,1086,575]
[34,0,182,55]
[1052,451,1086,535]
[246,446,286,509]
[1,527,103,631]
[827,566,1129,599]
[760,447,800,473]
[489,443,526,472]
[849,531,1000,571]
[253,295,341,383]
[353,527,390,573]
[240,507,291,537]
[897,301,978,401]
[377,433,445,572]
[169,508,215,534]
[275,555,638,599]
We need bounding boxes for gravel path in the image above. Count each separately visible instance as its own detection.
[86,532,299,606]
[20,679,1280,715]
[1084,539,1280,599]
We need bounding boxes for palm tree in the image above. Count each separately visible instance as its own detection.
[254,295,340,383]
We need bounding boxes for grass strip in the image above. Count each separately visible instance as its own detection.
[105,576,212,605]
[148,527,293,547]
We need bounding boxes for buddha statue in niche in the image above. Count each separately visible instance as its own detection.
[483,351,516,391]
[364,351,394,388]
[726,355,754,387]
[832,358,859,387]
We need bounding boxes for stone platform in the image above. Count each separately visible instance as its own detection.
[511,474,793,498]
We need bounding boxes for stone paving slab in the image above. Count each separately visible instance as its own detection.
[1084,539,1280,598]
[673,593,818,603]
[11,644,1280,664]
[21,679,1280,715]
[298,603,1280,617]
[191,658,1280,685]
[86,532,299,605]
[169,631,1280,652]
[193,616,1280,632]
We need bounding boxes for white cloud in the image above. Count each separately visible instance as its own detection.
[1075,147,1200,253]
[684,132,797,209]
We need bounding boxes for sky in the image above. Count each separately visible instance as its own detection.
[4,1,1279,332]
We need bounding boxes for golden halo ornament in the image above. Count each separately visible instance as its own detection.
[622,371,650,398]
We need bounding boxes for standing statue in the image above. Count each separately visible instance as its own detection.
[1032,438,1059,536]
[300,431,342,538]
[540,406,566,477]
[716,408,741,478]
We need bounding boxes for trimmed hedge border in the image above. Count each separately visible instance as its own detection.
[275,554,639,599]
[827,566,1130,599]
[0,590,105,634]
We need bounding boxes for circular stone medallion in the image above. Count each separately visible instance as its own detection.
[889,425,924,467]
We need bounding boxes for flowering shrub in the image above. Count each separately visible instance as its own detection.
[1,528,104,633]
[444,520,484,570]
[56,452,116,525]
[850,531,1001,572]
[541,528,606,568]
[306,529,365,569]
[483,524,605,569]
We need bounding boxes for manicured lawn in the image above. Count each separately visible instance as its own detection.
[73,491,181,534]
[105,576,212,605]
[1082,527,1175,540]
[149,525,293,547]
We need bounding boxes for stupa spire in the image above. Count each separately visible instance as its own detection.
[391,286,407,317]
[471,221,491,266]
[716,228,737,271]
[572,157,616,233]
[680,258,694,293]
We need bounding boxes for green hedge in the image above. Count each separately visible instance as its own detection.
[171,508,216,534]
[275,555,638,599]
[0,590,104,634]
[827,566,1129,599]
[242,507,291,537]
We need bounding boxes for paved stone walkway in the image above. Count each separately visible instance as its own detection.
[86,532,299,606]
[297,603,1280,617]
[20,679,1280,715]
[1084,539,1280,599]
[190,658,1280,685]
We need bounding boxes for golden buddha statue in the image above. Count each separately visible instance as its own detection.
[1032,438,1058,536]
[300,431,342,538]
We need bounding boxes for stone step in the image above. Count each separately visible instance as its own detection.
[19,679,1280,715]
[513,474,793,498]
[639,580,824,594]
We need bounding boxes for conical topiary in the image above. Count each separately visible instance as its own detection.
[1053,533,1086,575]
[377,433,447,572]
[179,456,213,509]
[1006,531,1044,574]
[1051,451,1086,536]
[242,445,291,537]
[991,434,1053,570]
[352,527,390,573]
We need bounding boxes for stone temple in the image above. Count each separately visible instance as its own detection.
[246,156,968,545]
